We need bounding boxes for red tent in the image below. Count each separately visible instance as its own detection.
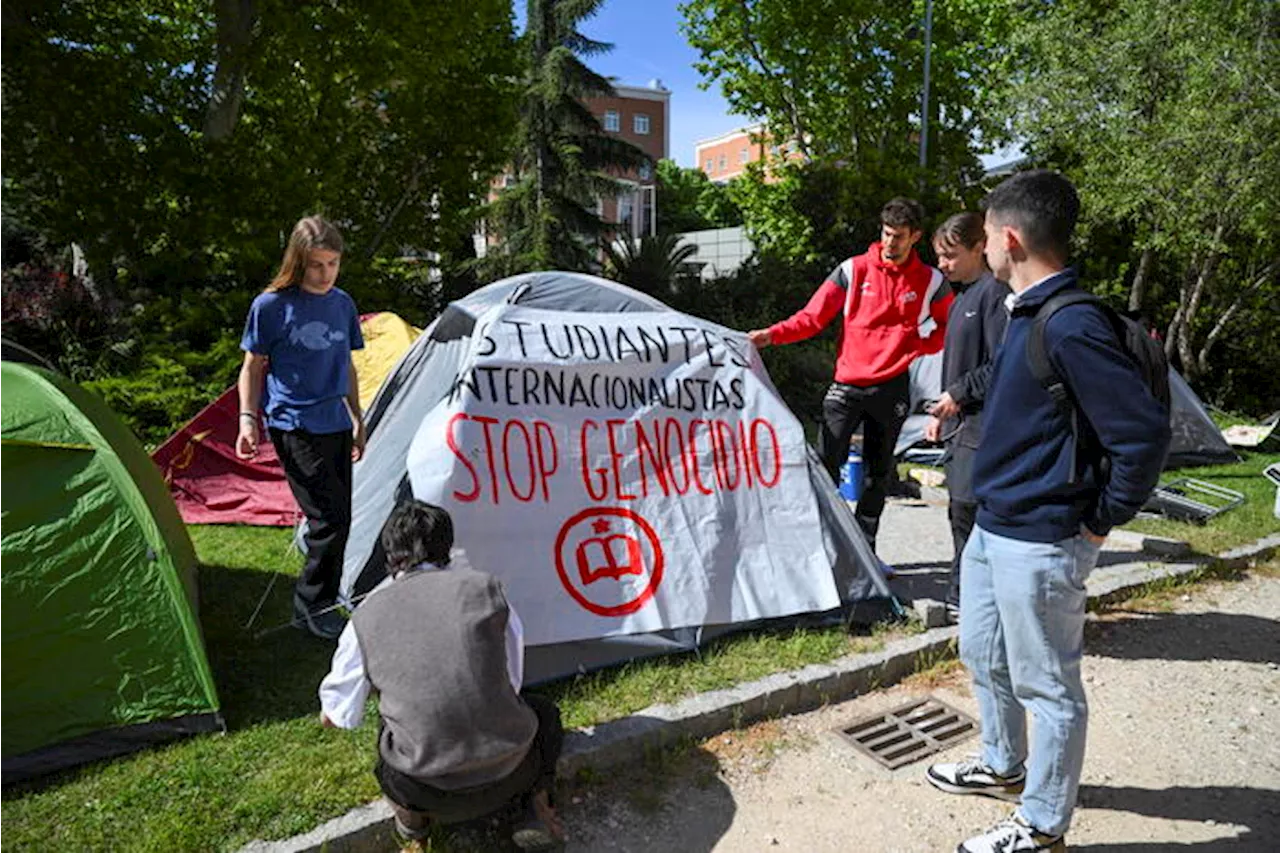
[151,387,299,526]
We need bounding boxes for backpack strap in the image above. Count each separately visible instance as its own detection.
[1027,290,1103,408]
[1027,290,1104,484]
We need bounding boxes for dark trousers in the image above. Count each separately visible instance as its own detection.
[947,499,978,608]
[377,693,564,829]
[269,427,353,611]
[817,372,911,550]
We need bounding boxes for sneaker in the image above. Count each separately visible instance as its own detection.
[293,604,345,640]
[926,757,1025,801]
[957,813,1065,852]
[511,791,565,851]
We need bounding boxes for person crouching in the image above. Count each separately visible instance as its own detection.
[319,499,565,850]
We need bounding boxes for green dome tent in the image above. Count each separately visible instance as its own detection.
[1,360,222,783]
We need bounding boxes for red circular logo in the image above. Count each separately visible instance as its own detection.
[554,507,665,617]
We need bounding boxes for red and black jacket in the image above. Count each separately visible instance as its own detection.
[768,244,952,385]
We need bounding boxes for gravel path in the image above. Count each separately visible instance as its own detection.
[557,570,1280,852]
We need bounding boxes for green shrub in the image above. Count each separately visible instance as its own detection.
[85,337,240,448]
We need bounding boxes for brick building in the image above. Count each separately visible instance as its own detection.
[694,124,802,184]
[584,80,670,238]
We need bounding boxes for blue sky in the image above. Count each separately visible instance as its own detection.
[519,0,744,167]
[519,1,1020,170]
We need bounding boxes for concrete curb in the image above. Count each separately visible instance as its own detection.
[239,534,1280,853]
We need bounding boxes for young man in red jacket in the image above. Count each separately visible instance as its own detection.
[749,197,951,552]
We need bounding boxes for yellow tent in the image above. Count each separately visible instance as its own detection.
[353,312,421,411]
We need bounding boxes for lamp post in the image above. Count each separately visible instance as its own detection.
[919,0,934,174]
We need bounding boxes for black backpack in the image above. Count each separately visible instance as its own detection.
[1026,291,1171,483]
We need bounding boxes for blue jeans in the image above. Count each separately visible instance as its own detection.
[959,525,1101,836]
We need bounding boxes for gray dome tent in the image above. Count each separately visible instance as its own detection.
[325,272,895,684]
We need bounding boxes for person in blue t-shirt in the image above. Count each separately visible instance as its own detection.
[236,215,366,640]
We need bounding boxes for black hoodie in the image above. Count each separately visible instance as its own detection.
[939,270,1010,450]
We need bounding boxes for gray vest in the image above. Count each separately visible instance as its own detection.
[351,568,537,789]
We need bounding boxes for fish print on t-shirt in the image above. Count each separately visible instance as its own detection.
[289,321,349,351]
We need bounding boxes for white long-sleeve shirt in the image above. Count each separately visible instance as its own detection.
[318,565,526,729]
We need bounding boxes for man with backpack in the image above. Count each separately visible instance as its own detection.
[925,170,1170,853]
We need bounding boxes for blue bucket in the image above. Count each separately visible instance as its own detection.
[839,451,863,501]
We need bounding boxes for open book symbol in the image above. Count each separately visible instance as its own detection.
[576,534,644,584]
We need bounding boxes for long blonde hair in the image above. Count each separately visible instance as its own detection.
[266,216,345,292]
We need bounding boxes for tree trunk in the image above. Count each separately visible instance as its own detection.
[1196,259,1278,375]
[1128,246,1154,312]
[738,0,811,158]
[1176,223,1226,379]
[1164,261,1196,361]
[204,0,258,141]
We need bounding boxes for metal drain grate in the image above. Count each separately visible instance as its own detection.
[833,697,977,770]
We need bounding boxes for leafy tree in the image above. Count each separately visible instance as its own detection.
[602,233,699,295]
[679,0,1015,189]
[654,159,743,234]
[482,0,648,276]
[2,0,520,291]
[2,0,520,442]
[1003,0,1280,385]
[728,158,976,268]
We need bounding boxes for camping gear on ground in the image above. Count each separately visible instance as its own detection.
[1264,463,1280,520]
[1,361,222,784]
[1141,477,1246,525]
[1222,415,1280,453]
[896,352,1237,469]
[840,452,864,501]
[321,271,898,684]
[152,311,420,526]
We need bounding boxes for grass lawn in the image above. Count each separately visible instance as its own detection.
[1121,450,1280,555]
[0,526,912,852]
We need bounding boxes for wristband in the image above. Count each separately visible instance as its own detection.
[239,412,258,420]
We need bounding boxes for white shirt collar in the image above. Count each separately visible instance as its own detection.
[1005,270,1068,312]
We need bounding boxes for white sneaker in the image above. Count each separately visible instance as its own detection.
[926,757,1025,801]
[958,813,1065,852]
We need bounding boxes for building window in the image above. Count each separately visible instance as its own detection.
[739,148,749,164]
[604,110,620,132]
[705,158,714,173]
[638,161,653,181]
[618,192,635,233]
[718,155,727,172]
[634,113,650,135]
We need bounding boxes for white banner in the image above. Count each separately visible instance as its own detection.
[406,306,838,647]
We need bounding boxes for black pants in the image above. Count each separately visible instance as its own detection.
[269,427,353,611]
[377,693,564,827]
[946,499,978,608]
[817,372,911,550]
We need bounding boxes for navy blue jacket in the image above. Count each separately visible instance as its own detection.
[974,269,1171,542]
